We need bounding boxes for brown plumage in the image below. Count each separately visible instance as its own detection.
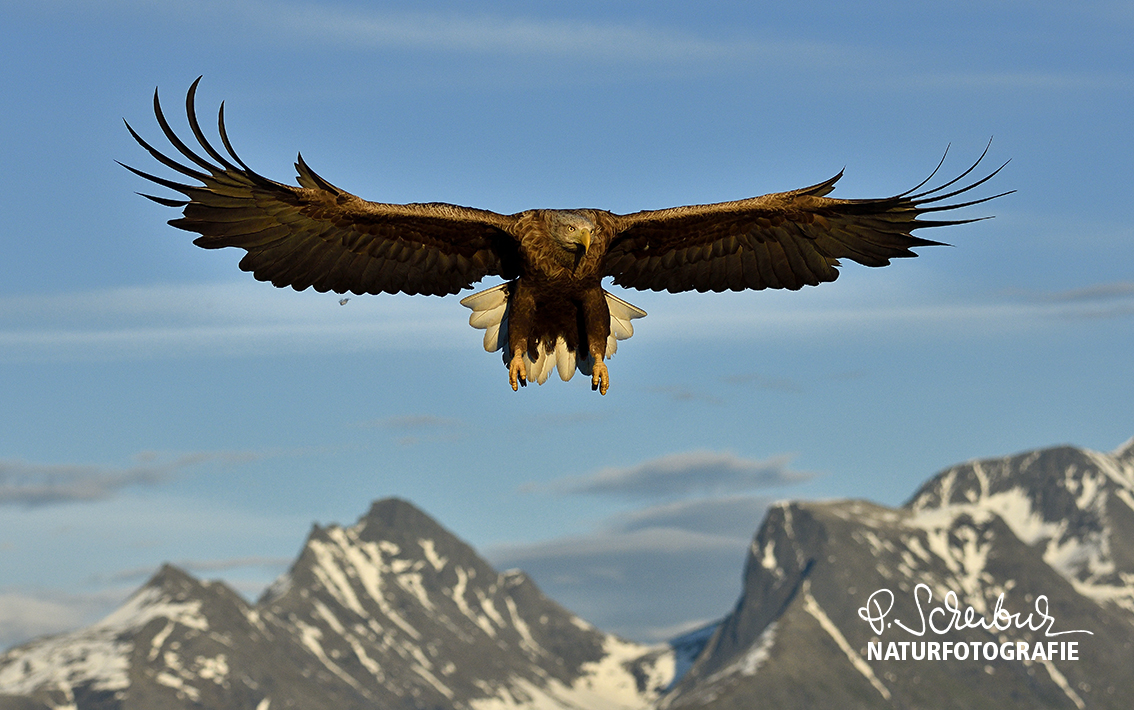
[123,79,1010,394]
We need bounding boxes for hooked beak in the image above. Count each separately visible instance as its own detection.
[578,228,591,255]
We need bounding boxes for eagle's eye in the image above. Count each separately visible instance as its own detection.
[567,225,576,232]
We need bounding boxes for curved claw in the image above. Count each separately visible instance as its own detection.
[509,354,527,391]
[591,362,609,395]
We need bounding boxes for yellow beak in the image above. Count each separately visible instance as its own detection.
[579,228,591,254]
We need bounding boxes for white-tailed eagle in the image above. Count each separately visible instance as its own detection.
[122,79,1008,394]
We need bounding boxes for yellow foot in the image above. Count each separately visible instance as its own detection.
[591,361,609,395]
[509,355,527,391]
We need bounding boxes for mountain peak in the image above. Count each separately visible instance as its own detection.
[663,438,1134,709]
[9,437,1133,709]
[1115,436,1134,462]
[3,498,672,710]
[350,497,478,565]
[141,564,200,594]
[359,496,435,531]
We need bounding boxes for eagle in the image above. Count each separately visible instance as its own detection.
[122,79,1008,394]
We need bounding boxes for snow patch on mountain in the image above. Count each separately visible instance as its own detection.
[801,581,891,703]
[0,577,208,703]
[907,443,1134,617]
[469,636,670,710]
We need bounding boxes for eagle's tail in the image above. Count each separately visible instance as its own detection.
[459,284,646,385]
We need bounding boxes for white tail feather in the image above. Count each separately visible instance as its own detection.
[555,337,576,381]
[606,292,647,339]
[469,303,507,329]
[524,342,556,385]
[459,283,509,312]
[483,321,503,352]
[461,284,646,385]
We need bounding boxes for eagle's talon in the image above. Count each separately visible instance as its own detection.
[127,84,1007,399]
[592,362,609,395]
[509,354,527,392]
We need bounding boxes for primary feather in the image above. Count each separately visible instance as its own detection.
[124,79,1009,394]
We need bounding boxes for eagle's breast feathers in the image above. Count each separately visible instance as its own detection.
[124,79,1009,393]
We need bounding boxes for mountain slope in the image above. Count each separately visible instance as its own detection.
[662,439,1134,709]
[5,439,1132,709]
[0,499,673,710]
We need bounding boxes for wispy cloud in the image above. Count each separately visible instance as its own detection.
[506,447,805,639]
[489,520,748,642]
[369,414,465,430]
[530,411,610,426]
[533,451,810,501]
[645,386,724,404]
[0,282,466,362]
[896,70,1132,92]
[274,6,754,63]
[488,494,773,642]
[27,0,866,77]
[613,495,774,537]
[6,277,1131,363]
[1017,281,1134,302]
[363,414,468,446]
[720,373,804,393]
[0,451,257,507]
[633,275,1134,344]
[230,4,1132,94]
[0,589,127,651]
[495,526,742,563]
[87,556,293,586]
[176,0,848,70]
[1003,281,1134,319]
[1,555,292,650]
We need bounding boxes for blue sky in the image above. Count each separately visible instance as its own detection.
[1,0,1132,647]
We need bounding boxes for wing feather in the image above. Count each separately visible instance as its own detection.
[605,147,1010,293]
[123,78,521,297]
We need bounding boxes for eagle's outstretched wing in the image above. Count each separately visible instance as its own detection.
[602,148,1010,293]
[121,78,521,297]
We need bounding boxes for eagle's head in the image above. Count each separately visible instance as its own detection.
[546,211,594,258]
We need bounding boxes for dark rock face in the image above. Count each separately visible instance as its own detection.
[5,439,1133,709]
[0,498,673,710]
[662,439,1134,709]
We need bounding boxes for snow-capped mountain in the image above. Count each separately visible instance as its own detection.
[0,498,673,710]
[661,438,1134,709]
[4,438,1133,710]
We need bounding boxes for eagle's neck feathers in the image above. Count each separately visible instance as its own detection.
[515,209,609,281]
